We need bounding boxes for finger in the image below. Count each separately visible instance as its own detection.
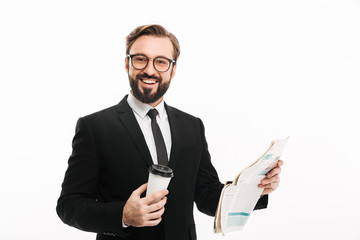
[259,176,280,187]
[147,206,165,220]
[133,183,148,197]
[144,189,168,205]
[262,178,281,194]
[266,182,279,189]
[277,159,284,167]
[141,207,165,227]
[148,197,167,213]
[261,175,280,185]
[259,181,279,189]
[267,166,281,178]
[144,217,162,227]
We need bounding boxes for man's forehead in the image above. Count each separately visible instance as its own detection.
[129,35,174,58]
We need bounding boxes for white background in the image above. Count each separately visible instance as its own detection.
[1,0,359,239]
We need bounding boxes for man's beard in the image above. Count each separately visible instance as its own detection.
[129,73,171,104]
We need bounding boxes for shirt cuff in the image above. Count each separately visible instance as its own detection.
[122,220,129,228]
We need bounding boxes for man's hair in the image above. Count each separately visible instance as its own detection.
[126,24,180,62]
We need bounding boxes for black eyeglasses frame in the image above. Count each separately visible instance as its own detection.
[127,54,176,72]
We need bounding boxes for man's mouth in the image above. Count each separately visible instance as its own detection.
[140,78,158,85]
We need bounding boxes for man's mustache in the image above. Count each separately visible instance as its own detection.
[136,73,161,82]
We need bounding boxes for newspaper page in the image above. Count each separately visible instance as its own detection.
[214,137,289,235]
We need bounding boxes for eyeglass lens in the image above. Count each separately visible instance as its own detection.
[132,55,171,72]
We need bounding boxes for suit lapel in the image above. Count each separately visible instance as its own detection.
[116,96,153,168]
[115,96,182,170]
[165,103,181,171]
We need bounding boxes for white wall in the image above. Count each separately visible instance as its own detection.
[1,0,359,239]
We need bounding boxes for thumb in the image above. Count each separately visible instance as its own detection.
[132,183,148,197]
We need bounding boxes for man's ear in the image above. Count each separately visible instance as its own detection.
[170,63,177,80]
[125,56,129,72]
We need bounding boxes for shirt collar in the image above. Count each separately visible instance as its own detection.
[127,92,166,119]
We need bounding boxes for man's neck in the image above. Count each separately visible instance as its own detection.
[148,97,164,108]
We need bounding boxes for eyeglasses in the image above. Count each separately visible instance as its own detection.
[127,54,176,72]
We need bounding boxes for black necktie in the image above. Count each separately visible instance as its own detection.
[147,109,168,166]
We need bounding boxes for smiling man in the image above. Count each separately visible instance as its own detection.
[56,24,283,240]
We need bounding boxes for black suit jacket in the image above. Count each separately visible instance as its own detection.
[56,95,268,240]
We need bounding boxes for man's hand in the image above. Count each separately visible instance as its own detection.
[259,160,284,195]
[122,183,168,227]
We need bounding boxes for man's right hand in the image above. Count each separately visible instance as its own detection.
[122,183,168,227]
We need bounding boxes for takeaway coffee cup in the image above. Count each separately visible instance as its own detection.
[146,164,174,198]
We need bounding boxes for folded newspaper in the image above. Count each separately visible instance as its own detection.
[214,137,289,235]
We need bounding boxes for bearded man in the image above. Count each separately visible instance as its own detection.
[56,24,283,240]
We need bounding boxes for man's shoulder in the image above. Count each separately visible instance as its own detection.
[81,96,128,120]
[165,104,200,122]
[83,104,119,119]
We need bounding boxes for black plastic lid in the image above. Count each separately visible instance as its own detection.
[149,164,174,178]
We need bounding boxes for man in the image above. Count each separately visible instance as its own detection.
[56,24,283,240]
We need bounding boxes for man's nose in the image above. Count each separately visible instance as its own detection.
[143,59,157,75]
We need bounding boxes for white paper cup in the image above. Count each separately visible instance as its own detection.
[146,164,174,198]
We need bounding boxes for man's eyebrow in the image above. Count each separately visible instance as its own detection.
[131,53,173,59]
[130,52,146,56]
[156,55,172,59]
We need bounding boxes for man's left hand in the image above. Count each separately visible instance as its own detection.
[259,160,284,195]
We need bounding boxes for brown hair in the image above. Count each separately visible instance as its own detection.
[126,24,180,61]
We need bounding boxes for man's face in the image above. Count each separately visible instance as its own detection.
[125,35,177,105]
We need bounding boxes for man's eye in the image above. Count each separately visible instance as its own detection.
[134,57,147,62]
[156,58,168,65]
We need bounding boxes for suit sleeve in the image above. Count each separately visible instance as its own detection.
[56,118,129,237]
[254,195,268,210]
[194,119,224,216]
[194,119,267,217]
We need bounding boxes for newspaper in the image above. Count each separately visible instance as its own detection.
[214,137,289,235]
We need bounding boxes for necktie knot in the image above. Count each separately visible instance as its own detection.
[147,109,158,120]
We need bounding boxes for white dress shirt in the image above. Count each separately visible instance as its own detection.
[127,93,172,164]
[122,93,172,227]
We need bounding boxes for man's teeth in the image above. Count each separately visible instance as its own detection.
[142,79,157,84]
